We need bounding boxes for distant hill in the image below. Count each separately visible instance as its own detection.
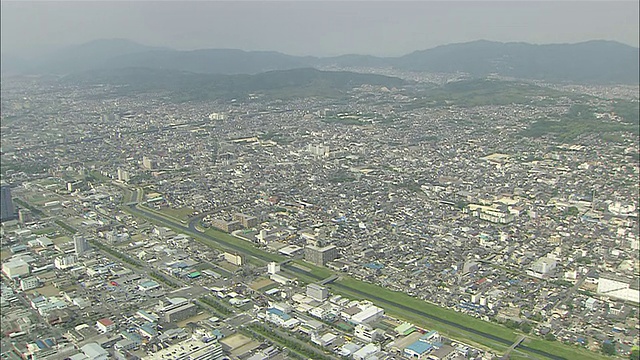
[316,54,392,68]
[393,40,639,84]
[103,49,313,75]
[62,67,408,101]
[0,53,31,75]
[4,39,639,84]
[18,39,168,74]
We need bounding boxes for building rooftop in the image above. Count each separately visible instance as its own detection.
[406,340,433,355]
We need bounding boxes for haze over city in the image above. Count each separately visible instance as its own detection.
[1,1,639,57]
[1,1,639,360]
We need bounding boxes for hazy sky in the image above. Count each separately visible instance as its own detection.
[1,1,638,57]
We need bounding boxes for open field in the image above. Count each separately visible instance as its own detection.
[176,312,210,328]
[525,338,606,360]
[250,278,275,291]
[28,284,60,297]
[203,228,284,263]
[32,227,56,235]
[157,207,195,222]
[220,333,254,350]
[218,261,239,273]
[52,235,72,245]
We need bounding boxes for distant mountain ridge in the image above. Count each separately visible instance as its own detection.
[62,67,408,101]
[103,48,314,75]
[394,40,639,84]
[3,38,638,84]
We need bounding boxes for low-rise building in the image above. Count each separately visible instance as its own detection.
[597,273,640,304]
[353,343,380,360]
[96,318,115,333]
[164,303,198,323]
[20,277,39,291]
[2,258,30,278]
[145,338,223,360]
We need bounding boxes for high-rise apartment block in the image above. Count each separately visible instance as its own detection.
[74,236,89,256]
[0,184,15,221]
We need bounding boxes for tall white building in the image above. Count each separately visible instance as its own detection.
[208,113,226,120]
[55,254,77,270]
[307,284,328,301]
[117,168,130,182]
[143,156,155,170]
[307,144,330,157]
[267,262,280,275]
[74,236,89,256]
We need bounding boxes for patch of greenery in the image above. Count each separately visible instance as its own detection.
[405,79,573,109]
[321,117,365,125]
[202,228,284,263]
[244,323,332,360]
[55,220,77,234]
[521,104,638,141]
[610,100,640,124]
[602,341,616,356]
[149,271,179,288]
[333,276,518,342]
[1,161,49,177]
[13,198,44,217]
[525,338,605,360]
[89,240,140,268]
[199,296,234,316]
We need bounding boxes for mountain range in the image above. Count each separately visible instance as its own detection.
[62,67,409,101]
[2,39,638,84]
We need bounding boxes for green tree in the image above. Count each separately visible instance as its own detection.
[565,206,580,216]
[520,322,532,334]
[629,347,639,360]
[545,333,556,341]
[602,341,616,356]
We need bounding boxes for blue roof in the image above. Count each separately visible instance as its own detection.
[140,280,159,288]
[268,307,284,316]
[10,245,28,252]
[424,330,438,339]
[364,263,384,270]
[267,308,291,320]
[406,340,433,355]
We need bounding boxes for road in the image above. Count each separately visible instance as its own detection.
[550,267,595,311]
